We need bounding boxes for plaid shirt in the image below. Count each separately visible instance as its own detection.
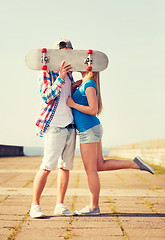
[36,71,74,137]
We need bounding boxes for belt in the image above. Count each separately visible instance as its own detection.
[66,124,76,129]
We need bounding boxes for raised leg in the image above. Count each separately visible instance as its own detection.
[97,141,139,171]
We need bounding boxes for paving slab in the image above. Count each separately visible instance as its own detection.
[0,156,165,240]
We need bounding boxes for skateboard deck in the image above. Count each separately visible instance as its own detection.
[25,49,109,72]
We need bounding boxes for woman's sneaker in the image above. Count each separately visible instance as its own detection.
[30,205,45,218]
[133,156,155,174]
[54,203,74,216]
[74,206,100,216]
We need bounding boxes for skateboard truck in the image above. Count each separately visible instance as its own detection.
[41,48,49,70]
[41,48,93,71]
[84,49,93,71]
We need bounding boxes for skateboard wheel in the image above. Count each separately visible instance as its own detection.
[41,48,47,53]
[42,65,47,70]
[87,49,93,54]
[87,66,92,71]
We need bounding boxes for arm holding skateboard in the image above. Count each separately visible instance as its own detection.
[39,71,65,104]
[39,61,72,104]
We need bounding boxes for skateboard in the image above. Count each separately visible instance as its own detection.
[25,48,109,72]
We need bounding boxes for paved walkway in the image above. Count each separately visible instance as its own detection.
[0,156,165,240]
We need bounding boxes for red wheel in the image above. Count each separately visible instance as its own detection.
[86,66,92,71]
[42,65,47,70]
[41,48,47,53]
[87,49,93,54]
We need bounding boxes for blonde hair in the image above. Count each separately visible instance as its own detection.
[83,72,103,115]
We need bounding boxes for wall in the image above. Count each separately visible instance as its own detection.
[0,144,24,157]
[110,139,165,167]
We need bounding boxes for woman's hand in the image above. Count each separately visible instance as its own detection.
[67,96,76,108]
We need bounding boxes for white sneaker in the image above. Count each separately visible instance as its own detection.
[74,206,100,216]
[54,203,74,216]
[30,205,45,218]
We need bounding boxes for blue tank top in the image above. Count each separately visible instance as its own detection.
[72,79,100,132]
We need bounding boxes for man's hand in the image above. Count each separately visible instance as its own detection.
[72,80,82,88]
[72,79,82,94]
[59,60,72,80]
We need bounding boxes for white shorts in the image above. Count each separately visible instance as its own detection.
[40,126,76,171]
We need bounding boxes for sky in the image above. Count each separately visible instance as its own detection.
[0,0,165,148]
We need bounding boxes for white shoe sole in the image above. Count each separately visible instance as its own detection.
[30,213,45,218]
[75,212,100,216]
[54,212,74,216]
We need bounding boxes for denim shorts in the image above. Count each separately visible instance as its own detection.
[40,126,76,171]
[79,124,103,144]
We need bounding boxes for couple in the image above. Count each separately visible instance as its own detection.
[30,39,155,218]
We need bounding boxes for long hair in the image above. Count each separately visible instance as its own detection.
[84,72,103,115]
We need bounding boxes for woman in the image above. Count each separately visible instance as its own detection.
[67,71,154,216]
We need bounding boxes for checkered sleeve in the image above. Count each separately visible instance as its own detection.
[39,71,65,104]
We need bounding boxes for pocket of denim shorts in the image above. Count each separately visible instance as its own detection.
[47,126,63,134]
[79,131,88,142]
[92,124,103,138]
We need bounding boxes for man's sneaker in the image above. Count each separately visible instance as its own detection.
[54,203,74,216]
[74,206,100,216]
[133,156,155,175]
[30,205,45,218]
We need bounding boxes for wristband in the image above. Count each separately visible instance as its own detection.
[58,77,65,81]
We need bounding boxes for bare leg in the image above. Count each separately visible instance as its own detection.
[97,141,139,171]
[32,169,50,206]
[80,143,100,209]
[56,168,69,204]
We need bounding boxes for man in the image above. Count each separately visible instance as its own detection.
[30,39,80,218]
